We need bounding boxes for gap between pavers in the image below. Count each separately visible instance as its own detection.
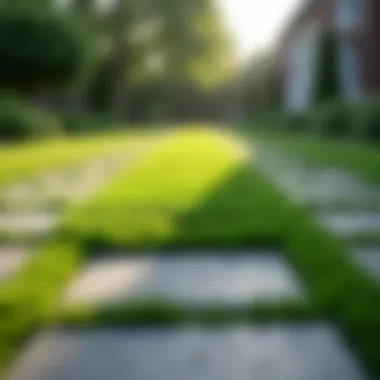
[64,252,305,308]
[4,324,369,380]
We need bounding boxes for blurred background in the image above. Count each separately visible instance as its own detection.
[6,0,377,138]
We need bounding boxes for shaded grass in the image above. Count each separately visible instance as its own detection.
[57,300,319,327]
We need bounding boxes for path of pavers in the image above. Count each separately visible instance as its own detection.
[2,141,373,380]
[256,145,380,281]
[0,152,131,284]
[258,149,380,209]
[64,253,304,308]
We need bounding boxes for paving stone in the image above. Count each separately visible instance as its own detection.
[0,212,58,234]
[353,246,380,280]
[261,163,379,205]
[0,246,30,282]
[5,324,368,380]
[65,254,304,307]
[0,183,40,202]
[319,212,380,236]
[258,147,380,204]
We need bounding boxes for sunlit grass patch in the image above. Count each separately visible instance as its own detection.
[0,131,146,187]
[63,129,260,249]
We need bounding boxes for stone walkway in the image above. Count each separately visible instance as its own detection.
[257,146,380,281]
[3,143,373,380]
[64,253,304,308]
[6,325,366,380]
[0,152,130,285]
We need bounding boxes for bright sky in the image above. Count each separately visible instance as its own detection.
[219,0,303,61]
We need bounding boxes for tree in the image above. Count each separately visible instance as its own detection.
[65,0,235,121]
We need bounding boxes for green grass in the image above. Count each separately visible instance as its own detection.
[1,127,380,378]
[62,129,289,250]
[0,132,151,372]
[58,300,319,327]
[252,131,380,185]
[0,131,145,187]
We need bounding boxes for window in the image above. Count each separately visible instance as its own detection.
[335,0,363,30]
[338,39,362,100]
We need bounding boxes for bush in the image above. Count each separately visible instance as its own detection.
[354,99,380,141]
[314,30,340,104]
[0,97,62,141]
[0,8,88,93]
[284,111,309,132]
[310,100,353,137]
[59,112,119,135]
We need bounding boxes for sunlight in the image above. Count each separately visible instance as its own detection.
[218,0,304,61]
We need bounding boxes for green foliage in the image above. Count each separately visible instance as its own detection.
[0,97,62,141]
[284,111,309,133]
[310,100,353,137]
[59,112,120,135]
[354,98,380,141]
[314,30,340,104]
[85,58,115,113]
[0,8,88,92]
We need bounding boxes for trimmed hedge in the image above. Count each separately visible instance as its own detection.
[284,97,380,141]
[310,100,353,137]
[355,99,380,141]
[0,8,88,92]
[0,97,62,141]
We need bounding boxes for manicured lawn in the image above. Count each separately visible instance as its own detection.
[1,127,380,379]
[253,131,380,185]
[0,131,145,187]
[62,128,292,249]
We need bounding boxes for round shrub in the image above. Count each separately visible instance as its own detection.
[310,101,352,137]
[0,98,62,141]
[0,9,88,92]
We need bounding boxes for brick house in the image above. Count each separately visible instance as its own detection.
[280,0,379,111]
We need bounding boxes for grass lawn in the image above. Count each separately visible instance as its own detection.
[252,130,380,185]
[0,131,145,187]
[0,127,380,378]
[62,128,291,249]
